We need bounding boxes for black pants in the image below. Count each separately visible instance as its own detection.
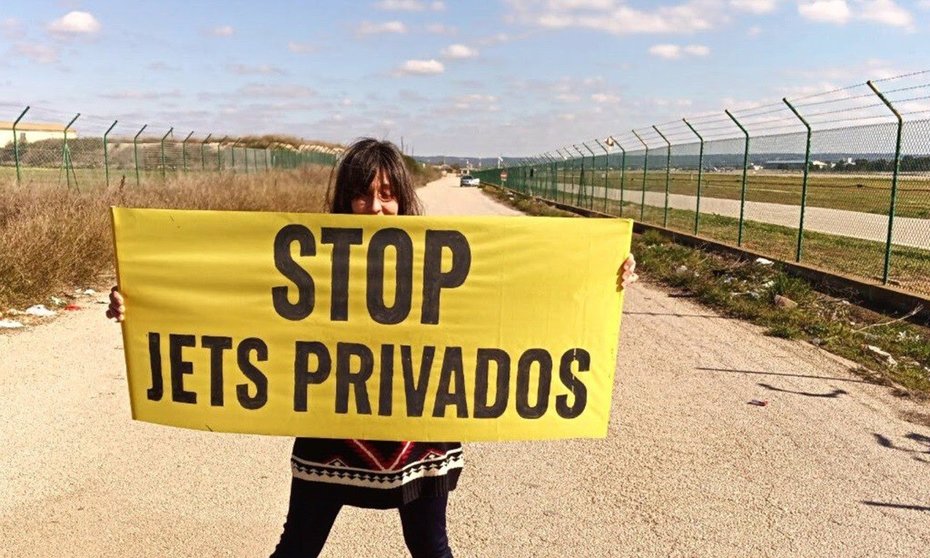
[270,479,453,558]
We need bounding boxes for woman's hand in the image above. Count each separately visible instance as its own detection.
[105,287,125,322]
[619,254,638,291]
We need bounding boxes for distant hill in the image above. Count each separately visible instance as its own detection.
[414,155,524,169]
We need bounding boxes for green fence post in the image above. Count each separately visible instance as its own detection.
[12,106,29,186]
[551,152,561,201]
[564,148,576,204]
[160,127,173,182]
[558,149,569,204]
[867,80,904,285]
[244,144,250,174]
[608,136,625,217]
[201,133,212,171]
[62,113,80,190]
[537,156,547,196]
[217,136,228,171]
[653,125,672,228]
[523,159,533,194]
[782,98,812,262]
[530,156,540,194]
[103,120,118,188]
[595,139,610,213]
[571,145,584,207]
[726,109,750,246]
[231,139,241,172]
[182,131,194,173]
[631,130,648,221]
[582,142,597,209]
[133,124,147,187]
[543,153,555,200]
[682,119,704,235]
[538,153,548,196]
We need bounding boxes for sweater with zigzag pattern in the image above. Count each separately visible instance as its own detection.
[290,437,463,509]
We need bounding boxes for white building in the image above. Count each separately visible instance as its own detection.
[0,121,76,146]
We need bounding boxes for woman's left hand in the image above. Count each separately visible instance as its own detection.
[619,254,638,290]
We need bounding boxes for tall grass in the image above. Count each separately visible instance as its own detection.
[0,166,331,310]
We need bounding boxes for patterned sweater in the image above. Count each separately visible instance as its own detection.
[291,437,463,509]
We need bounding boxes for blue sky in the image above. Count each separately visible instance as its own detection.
[1,0,929,156]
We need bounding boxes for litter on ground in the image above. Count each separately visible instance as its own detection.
[25,305,56,317]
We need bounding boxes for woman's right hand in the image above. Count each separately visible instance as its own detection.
[106,287,125,322]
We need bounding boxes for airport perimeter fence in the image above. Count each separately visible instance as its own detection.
[0,103,339,190]
[474,71,930,298]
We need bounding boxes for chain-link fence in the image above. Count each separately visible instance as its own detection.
[1,104,339,190]
[474,71,930,298]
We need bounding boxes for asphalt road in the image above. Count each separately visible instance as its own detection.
[2,174,929,557]
[552,182,930,250]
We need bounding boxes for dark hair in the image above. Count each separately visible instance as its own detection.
[327,138,422,216]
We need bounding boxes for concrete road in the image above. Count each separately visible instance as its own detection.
[551,182,930,250]
[2,174,929,557]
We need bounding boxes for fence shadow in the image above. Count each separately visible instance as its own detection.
[873,432,930,463]
[862,501,930,512]
[696,366,870,384]
[625,311,736,319]
[757,382,848,398]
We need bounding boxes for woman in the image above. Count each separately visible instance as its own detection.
[108,138,638,557]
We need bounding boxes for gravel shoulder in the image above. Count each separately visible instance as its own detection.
[1,174,929,557]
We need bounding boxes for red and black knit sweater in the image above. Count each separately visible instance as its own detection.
[290,437,463,509]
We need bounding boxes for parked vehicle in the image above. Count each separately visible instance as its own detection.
[460,174,479,187]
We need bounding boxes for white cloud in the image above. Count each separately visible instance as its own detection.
[397,59,444,75]
[14,43,58,64]
[507,0,718,35]
[648,43,708,59]
[288,41,317,54]
[47,11,101,35]
[238,84,316,98]
[747,25,763,36]
[450,93,499,111]
[919,0,930,9]
[211,25,235,37]
[797,1,851,24]
[798,0,914,29]
[477,32,513,46]
[591,93,621,104]
[426,23,457,34]
[858,0,913,30]
[441,44,479,59]
[147,61,178,72]
[376,0,424,9]
[228,64,287,75]
[683,44,710,56]
[357,20,408,35]
[2,17,23,40]
[555,93,582,103]
[729,0,778,13]
[649,44,682,59]
[101,89,182,100]
[375,0,444,10]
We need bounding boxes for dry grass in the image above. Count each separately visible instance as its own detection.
[0,166,331,310]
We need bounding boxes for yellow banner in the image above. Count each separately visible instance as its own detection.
[112,208,632,441]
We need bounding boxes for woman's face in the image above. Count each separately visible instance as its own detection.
[351,168,399,215]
